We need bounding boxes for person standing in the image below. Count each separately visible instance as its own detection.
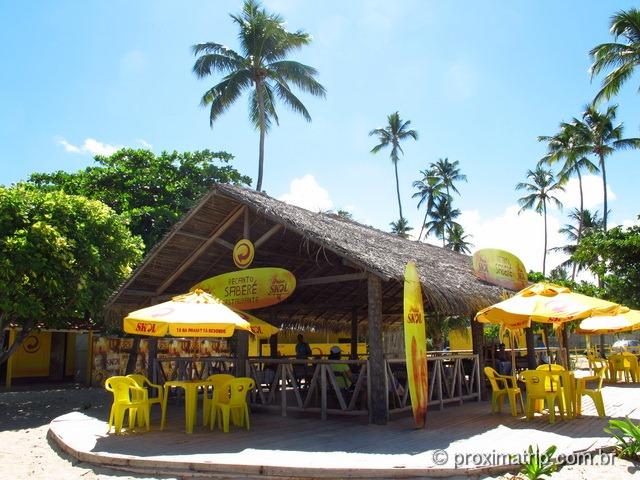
[295,334,312,359]
[294,334,312,386]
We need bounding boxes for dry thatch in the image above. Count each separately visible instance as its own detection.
[105,183,506,331]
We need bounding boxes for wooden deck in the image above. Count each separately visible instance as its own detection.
[48,383,640,478]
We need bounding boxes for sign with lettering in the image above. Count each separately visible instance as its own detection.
[192,267,296,310]
[403,261,428,428]
[233,239,255,269]
[472,248,528,291]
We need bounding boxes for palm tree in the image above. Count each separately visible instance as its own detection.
[538,123,598,278]
[370,112,418,220]
[570,105,640,231]
[516,167,564,276]
[445,224,473,254]
[192,0,326,191]
[390,217,413,239]
[431,158,467,203]
[590,8,640,103]
[550,209,603,277]
[423,197,461,247]
[412,169,446,241]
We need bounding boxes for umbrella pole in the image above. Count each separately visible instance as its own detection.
[510,331,516,375]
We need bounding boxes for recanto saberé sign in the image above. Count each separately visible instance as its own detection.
[472,248,528,291]
[192,267,296,310]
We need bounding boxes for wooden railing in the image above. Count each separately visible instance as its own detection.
[152,356,236,383]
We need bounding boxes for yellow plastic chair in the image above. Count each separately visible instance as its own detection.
[211,377,255,433]
[203,373,235,426]
[576,360,607,417]
[105,376,149,434]
[127,374,164,414]
[521,370,565,424]
[609,354,637,382]
[484,367,524,416]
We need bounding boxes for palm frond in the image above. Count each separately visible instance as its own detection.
[200,69,252,126]
[272,81,312,121]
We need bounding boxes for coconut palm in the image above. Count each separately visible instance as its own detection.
[390,217,413,239]
[431,158,467,201]
[549,209,603,277]
[538,123,599,278]
[370,112,418,220]
[423,197,461,247]
[570,105,640,231]
[192,0,326,191]
[590,8,640,103]
[445,224,473,254]
[516,167,564,276]
[412,169,446,241]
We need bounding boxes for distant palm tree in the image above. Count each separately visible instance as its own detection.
[550,209,603,277]
[590,8,640,103]
[431,158,467,203]
[192,0,326,191]
[445,224,473,254]
[390,217,413,239]
[412,169,446,241]
[423,197,461,247]
[516,167,564,276]
[538,123,598,278]
[570,105,640,231]
[370,112,418,220]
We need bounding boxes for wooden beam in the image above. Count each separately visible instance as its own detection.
[175,230,208,241]
[155,206,246,295]
[254,224,283,248]
[214,237,234,250]
[367,273,388,424]
[297,272,368,287]
[350,308,358,360]
[243,208,250,238]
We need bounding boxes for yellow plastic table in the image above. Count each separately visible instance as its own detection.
[529,370,576,419]
[160,379,216,434]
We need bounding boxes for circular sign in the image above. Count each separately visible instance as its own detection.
[233,239,255,269]
[22,335,40,354]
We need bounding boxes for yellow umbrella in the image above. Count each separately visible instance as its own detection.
[575,309,640,335]
[123,289,253,337]
[232,309,279,339]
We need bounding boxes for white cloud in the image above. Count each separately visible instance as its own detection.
[621,217,640,229]
[279,174,333,212]
[458,205,566,275]
[136,138,153,149]
[56,137,122,156]
[555,174,615,211]
[443,61,477,100]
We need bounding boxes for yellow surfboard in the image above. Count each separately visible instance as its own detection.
[403,261,428,428]
[472,248,528,291]
[192,267,296,310]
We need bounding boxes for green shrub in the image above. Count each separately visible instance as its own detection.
[605,418,640,460]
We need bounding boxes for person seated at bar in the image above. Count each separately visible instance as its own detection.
[496,343,512,375]
[294,334,312,386]
[329,346,353,390]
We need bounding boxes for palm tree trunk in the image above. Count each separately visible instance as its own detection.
[418,208,429,242]
[543,200,548,276]
[600,153,607,231]
[572,169,584,281]
[393,160,403,220]
[255,80,266,192]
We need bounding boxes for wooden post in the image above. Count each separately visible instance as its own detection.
[350,308,358,360]
[85,330,94,385]
[524,327,536,369]
[269,333,278,358]
[235,331,249,377]
[367,274,388,425]
[470,318,484,400]
[5,328,16,388]
[147,337,158,381]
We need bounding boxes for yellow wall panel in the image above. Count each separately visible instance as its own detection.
[13,332,52,377]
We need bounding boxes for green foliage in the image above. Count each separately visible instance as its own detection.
[427,313,469,351]
[605,417,640,460]
[517,445,558,480]
[389,217,412,239]
[0,186,143,341]
[573,224,640,308]
[28,149,250,251]
[527,271,606,298]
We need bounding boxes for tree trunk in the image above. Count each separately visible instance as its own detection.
[367,274,388,425]
[600,153,607,231]
[418,207,429,242]
[125,337,141,375]
[393,160,403,220]
[255,80,266,192]
[542,200,548,276]
[0,324,33,366]
[572,169,584,281]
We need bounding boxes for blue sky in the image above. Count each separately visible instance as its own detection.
[1,1,639,274]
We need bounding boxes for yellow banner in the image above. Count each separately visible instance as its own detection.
[192,267,296,310]
[472,248,528,291]
[403,261,428,428]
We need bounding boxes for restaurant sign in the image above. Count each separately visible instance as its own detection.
[192,267,296,310]
[403,261,428,428]
[233,238,255,269]
[472,248,528,291]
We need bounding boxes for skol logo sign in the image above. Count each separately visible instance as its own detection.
[233,239,255,269]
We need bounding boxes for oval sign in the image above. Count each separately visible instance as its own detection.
[233,239,255,269]
[472,248,528,291]
[192,267,296,310]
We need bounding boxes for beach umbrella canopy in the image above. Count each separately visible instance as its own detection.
[475,282,628,331]
[576,310,640,335]
[123,289,253,338]
[233,309,279,339]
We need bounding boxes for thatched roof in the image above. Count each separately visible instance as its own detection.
[106,183,506,331]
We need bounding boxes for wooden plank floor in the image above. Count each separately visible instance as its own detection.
[49,383,640,476]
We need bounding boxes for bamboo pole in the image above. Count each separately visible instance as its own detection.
[5,328,15,388]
